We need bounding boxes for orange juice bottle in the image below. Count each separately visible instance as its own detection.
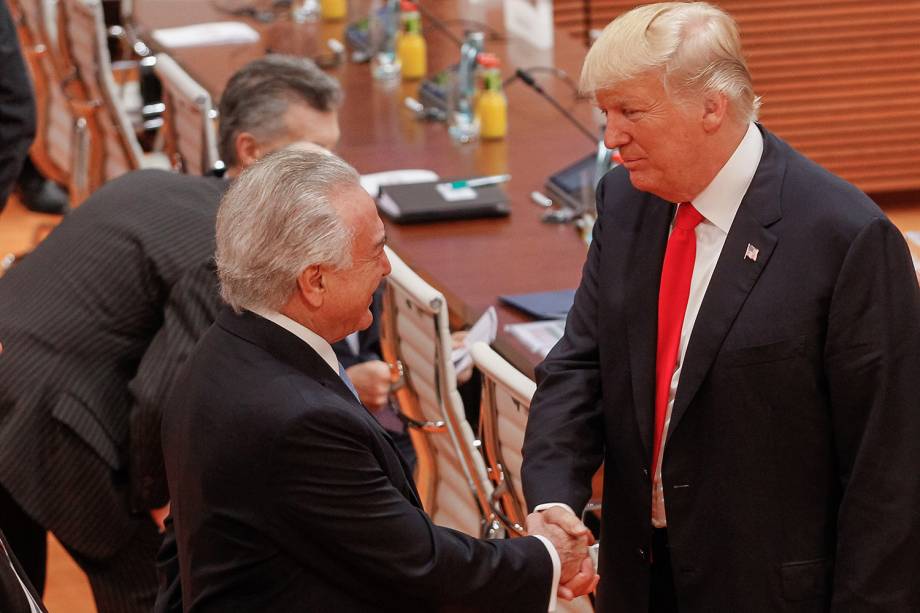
[320,0,347,20]
[476,53,507,140]
[397,1,426,80]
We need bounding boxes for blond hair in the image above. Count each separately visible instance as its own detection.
[581,2,760,123]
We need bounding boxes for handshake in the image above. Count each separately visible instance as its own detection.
[527,506,599,600]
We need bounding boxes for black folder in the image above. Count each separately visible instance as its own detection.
[499,289,576,320]
[377,180,510,224]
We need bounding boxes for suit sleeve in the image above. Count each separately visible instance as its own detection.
[521,180,608,514]
[127,263,222,512]
[270,403,554,612]
[824,217,920,609]
[0,2,36,209]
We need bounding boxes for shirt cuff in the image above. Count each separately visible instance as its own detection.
[532,535,561,612]
[534,502,577,516]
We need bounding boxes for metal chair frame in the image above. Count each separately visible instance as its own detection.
[58,0,146,201]
[152,53,220,175]
[8,0,82,201]
[379,247,501,539]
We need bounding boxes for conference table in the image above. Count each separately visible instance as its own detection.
[133,0,599,377]
[131,0,920,376]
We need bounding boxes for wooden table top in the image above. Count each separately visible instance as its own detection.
[133,0,920,375]
[134,0,601,376]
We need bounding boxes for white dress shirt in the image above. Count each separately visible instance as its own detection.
[651,122,764,526]
[248,309,562,610]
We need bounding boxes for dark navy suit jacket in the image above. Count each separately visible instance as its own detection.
[523,126,920,612]
[161,308,553,612]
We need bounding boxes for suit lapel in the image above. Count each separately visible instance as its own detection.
[217,309,422,506]
[666,128,785,441]
[625,196,673,462]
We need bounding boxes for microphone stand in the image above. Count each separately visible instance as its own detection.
[511,68,597,146]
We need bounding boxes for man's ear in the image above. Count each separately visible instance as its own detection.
[235,132,262,169]
[701,91,729,133]
[296,265,326,308]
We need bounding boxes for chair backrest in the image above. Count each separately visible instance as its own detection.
[9,0,76,192]
[471,341,596,613]
[153,53,219,175]
[58,0,143,190]
[379,247,498,538]
[470,341,534,532]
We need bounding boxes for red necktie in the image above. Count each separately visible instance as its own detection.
[652,203,704,482]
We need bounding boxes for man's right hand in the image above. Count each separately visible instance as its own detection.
[527,507,598,599]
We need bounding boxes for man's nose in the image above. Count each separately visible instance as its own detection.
[604,117,630,150]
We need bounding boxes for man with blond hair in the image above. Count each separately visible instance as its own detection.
[522,3,920,612]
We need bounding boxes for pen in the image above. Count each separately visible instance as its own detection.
[449,174,511,189]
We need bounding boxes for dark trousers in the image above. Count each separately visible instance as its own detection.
[0,482,161,613]
[650,528,678,613]
[0,484,47,594]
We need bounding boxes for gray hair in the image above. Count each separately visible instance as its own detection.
[217,55,343,168]
[215,146,360,312]
[581,2,760,123]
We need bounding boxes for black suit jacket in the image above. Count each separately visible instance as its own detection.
[522,126,920,612]
[161,308,552,612]
[0,169,228,559]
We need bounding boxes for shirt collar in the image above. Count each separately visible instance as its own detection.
[690,122,764,234]
[248,307,340,375]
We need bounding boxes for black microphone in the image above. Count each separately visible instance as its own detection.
[513,68,598,146]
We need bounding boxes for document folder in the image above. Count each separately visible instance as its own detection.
[499,289,576,320]
[377,180,510,223]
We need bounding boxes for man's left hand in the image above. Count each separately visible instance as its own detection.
[346,360,392,410]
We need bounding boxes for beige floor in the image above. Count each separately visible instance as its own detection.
[44,535,97,613]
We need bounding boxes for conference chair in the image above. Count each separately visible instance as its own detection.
[153,53,220,176]
[57,0,167,202]
[379,247,501,539]
[8,0,79,198]
[472,341,596,613]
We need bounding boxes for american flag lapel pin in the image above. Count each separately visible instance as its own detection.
[744,243,759,262]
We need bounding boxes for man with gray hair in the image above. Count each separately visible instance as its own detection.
[0,55,341,613]
[522,3,920,612]
[160,146,596,612]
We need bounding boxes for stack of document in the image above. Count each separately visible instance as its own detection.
[504,320,566,357]
[451,307,497,372]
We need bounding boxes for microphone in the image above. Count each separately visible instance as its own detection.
[512,68,597,146]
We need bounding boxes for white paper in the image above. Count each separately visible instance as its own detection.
[504,319,566,357]
[151,22,260,49]
[376,191,400,218]
[452,306,498,372]
[360,169,439,197]
[436,183,476,201]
